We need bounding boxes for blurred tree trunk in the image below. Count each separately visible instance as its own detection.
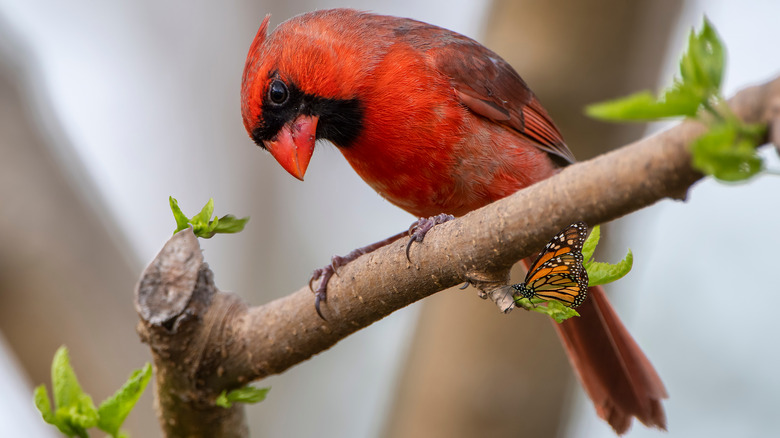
[383,1,682,437]
[0,41,159,437]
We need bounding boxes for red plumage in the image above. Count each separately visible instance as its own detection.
[241,8,666,434]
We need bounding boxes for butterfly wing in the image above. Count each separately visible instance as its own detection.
[519,222,589,307]
[524,251,585,284]
[526,273,588,307]
[524,223,587,277]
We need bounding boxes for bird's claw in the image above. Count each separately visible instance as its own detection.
[308,255,353,320]
[313,288,327,319]
[330,255,347,277]
[309,222,445,319]
[405,213,455,261]
[309,266,334,320]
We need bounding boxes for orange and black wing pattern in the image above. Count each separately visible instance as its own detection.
[512,222,588,308]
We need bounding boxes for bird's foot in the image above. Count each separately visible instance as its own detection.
[309,231,408,320]
[309,258,342,320]
[309,213,455,318]
[405,213,455,261]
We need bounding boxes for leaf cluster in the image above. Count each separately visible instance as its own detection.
[586,18,766,182]
[34,347,152,438]
[170,197,249,238]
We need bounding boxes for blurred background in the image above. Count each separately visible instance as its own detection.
[0,0,778,437]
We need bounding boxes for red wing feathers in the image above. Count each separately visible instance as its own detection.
[424,35,575,165]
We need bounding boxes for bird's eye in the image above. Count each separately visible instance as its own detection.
[268,80,289,105]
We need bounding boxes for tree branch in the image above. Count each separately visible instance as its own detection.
[135,76,780,437]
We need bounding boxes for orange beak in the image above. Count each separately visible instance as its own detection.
[265,115,319,180]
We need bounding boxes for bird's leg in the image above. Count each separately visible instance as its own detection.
[405,213,455,261]
[309,214,455,319]
[310,230,407,319]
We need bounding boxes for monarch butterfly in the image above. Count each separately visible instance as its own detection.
[512,222,589,308]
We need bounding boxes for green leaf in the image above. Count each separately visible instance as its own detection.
[52,347,84,411]
[48,412,85,438]
[586,88,701,121]
[660,81,707,117]
[34,385,56,425]
[216,386,270,408]
[586,91,660,120]
[582,225,633,287]
[586,17,725,122]
[215,392,230,408]
[97,363,153,437]
[514,297,580,323]
[691,121,765,181]
[190,198,215,226]
[169,197,190,234]
[196,214,220,238]
[212,215,250,235]
[35,360,83,437]
[541,301,580,323]
[57,400,98,432]
[46,346,98,437]
[52,348,98,429]
[679,17,725,96]
[581,225,600,264]
[586,250,634,287]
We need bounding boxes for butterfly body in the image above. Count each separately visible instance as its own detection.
[513,222,588,308]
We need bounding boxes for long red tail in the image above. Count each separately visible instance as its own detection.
[554,284,668,434]
[520,257,667,434]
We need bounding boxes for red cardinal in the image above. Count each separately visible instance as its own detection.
[241,9,666,434]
